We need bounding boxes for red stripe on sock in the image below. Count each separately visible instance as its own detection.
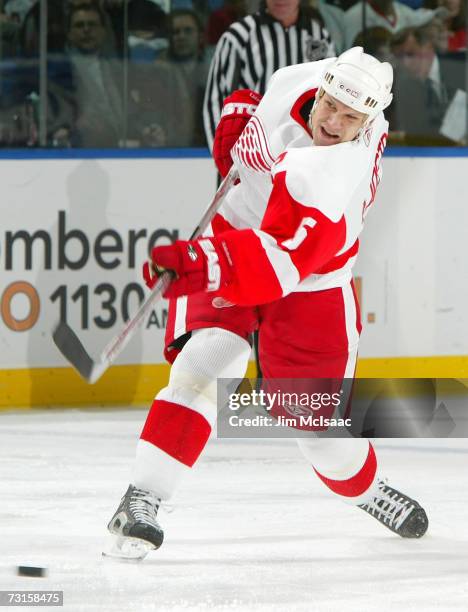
[140,399,211,467]
[313,442,377,498]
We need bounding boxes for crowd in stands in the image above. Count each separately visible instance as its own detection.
[0,0,465,148]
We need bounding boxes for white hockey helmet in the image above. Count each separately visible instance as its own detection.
[320,46,393,119]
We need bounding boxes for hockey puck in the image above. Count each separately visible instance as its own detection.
[16,566,47,577]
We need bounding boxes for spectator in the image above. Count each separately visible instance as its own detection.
[127,9,203,147]
[162,8,204,65]
[72,0,124,55]
[342,0,446,51]
[3,0,36,25]
[19,0,67,57]
[205,0,247,45]
[0,0,76,147]
[353,27,397,125]
[203,0,334,149]
[127,0,168,62]
[424,0,467,51]
[353,25,394,58]
[390,25,464,142]
[317,0,348,52]
[18,1,122,59]
[65,3,124,146]
[157,9,211,145]
[0,10,21,58]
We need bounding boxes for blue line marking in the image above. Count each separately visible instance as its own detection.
[0,146,467,160]
[0,148,211,160]
[385,147,468,157]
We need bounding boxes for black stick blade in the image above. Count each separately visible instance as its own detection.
[52,321,95,382]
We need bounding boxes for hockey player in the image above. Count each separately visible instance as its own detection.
[107,47,428,559]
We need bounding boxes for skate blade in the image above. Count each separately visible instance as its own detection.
[102,536,155,562]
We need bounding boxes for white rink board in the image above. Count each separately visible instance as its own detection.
[0,155,466,369]
[355,156,468,358]
[0,158,217,368]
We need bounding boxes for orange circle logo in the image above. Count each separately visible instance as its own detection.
[1,281,40,331]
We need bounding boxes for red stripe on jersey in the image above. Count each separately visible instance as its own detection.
[262,171,347,279]
[245,149,256,171]
[218,229,284,306]
[165,298,178,355]
[255,150,270,172]
[212,170,360,305]
[315,239,359,274]
[211,212,237,235]
[240,148,248,167]
[290,88,318,135]
[250,116,276,167]
[212,170,359,304]
[313,442,377,497]
[140,399,211,467]
[351,278,363,335]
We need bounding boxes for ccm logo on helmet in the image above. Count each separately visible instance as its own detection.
[338,82,361,99]
[199,239,221,291]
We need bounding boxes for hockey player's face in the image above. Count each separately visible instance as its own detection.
[311,93,367,146]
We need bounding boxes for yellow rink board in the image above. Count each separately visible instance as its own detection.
[0,356,467,409]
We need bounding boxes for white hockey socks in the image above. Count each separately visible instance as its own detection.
[133,327,251,499]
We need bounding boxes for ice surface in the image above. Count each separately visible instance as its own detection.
[1,408,467,612]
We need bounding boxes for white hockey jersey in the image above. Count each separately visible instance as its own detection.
[209,59,388,306]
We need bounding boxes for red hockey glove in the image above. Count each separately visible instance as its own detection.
[143,238,234,298]
[213,89,262,177]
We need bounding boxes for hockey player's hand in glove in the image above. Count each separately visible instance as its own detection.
[213,89,262,177]
[142,238,234,298]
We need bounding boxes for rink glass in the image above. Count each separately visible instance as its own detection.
[0,0,466,149]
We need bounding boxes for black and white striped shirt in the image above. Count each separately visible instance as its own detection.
[203,8,334,149]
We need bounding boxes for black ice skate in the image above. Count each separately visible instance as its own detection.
[104,484,164,560]
[359,479,428,538]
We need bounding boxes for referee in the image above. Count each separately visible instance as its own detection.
[203,0,335,149]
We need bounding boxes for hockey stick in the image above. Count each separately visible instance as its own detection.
[52,167,239,384]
